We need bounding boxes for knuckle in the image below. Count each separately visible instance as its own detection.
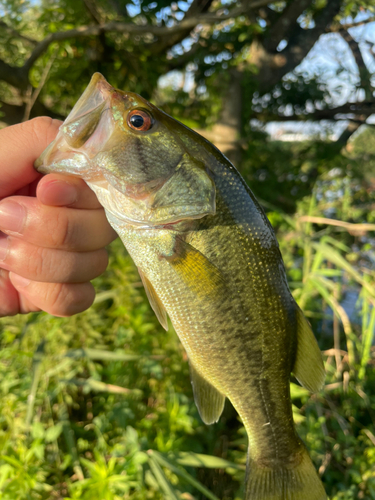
[26,246,46,278]
[48,211,73,248]
[34,247,67,281]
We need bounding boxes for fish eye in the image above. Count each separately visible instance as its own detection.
[127,109,153,132]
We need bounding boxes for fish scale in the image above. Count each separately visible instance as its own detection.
[35,72,327,500]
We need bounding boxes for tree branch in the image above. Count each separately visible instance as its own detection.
[330,15,375,32]
[249,0,342,92]
[336,120,363,145]
[23,0,271,70]
[81,0,103,24]
[0,20,37,45]
[340,29,374,99]
[262,0,313,53]
[254,101,375,123]
[258,6,279,27]
[0,0,270,92]
[149,0,214,55]
[277,0,343,83]
[0,59,29,90]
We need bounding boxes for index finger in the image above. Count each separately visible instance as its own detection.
[0,117,62,199]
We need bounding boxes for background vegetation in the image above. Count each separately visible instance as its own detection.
[1,0,375,498]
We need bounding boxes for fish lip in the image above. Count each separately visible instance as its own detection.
[93,73,131,107]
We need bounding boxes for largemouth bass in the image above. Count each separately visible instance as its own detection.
[35,73,326,500]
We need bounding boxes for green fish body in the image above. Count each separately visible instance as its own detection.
[35,73,326,500]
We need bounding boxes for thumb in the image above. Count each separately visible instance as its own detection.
[0,117,62,199]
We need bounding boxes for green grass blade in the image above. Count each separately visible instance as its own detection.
[60,377,138,395]
[147,455,180,500]
[166,451,244,470]
[313,243,375,297]
[26,340,45,428]
[151,451,221,500]
[309,275,355,366]
[63,348,142,362]
[359,303,375,380]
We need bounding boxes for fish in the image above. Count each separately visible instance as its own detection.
[35,73,327,500]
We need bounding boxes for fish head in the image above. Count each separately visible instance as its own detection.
[35,73,216,227]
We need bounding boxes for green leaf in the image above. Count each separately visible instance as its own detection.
[45,423,63,442]
[31,421,45,440]
[290,382,310,400]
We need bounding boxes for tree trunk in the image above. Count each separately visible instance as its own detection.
[196,70,243,167]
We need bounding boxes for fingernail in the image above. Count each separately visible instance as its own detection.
[39,180,78,206]
[0,234,9,261]
[10,272,30,288]
[0,201,25,233]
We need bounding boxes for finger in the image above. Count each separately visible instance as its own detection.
[0,117,62,199]
[0,269,21,316]
[0,196,117,251]
[37,173,103,209]
[0,235,109,283]
[9,272,96,317]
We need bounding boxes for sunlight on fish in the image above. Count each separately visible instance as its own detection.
[35,73,326,500]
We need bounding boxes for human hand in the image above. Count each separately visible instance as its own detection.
[0,117,117,317]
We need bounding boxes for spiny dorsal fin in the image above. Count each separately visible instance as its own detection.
[189,362,225,425]
[138,268,168,331]
[292,307,325,393]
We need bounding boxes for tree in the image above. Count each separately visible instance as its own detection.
[1,0,375,154]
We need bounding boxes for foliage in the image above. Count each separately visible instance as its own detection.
[1,0,375,137]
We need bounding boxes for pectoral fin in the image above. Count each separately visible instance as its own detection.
[138,268,168,331]
[189,362,225,425]
[292,307,325,393]
[165,238,226,300]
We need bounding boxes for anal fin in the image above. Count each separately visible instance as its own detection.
[189,362,225,425]
[138,268,168,331]
[292,307,325,393]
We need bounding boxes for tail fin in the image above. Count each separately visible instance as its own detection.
[245,447,327,500]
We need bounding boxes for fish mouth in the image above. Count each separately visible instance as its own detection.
[34,73,121,177]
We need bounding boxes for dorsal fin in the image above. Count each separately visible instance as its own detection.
[189,362,225,425]
[292,307,325,393]
[138,268,168,331]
